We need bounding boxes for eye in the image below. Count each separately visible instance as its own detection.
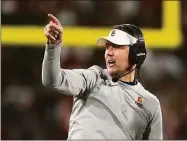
[113,45,119,48]
[104,45,109,50]
[105,43,111,50]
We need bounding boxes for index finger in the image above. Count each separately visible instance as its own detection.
[48,14,61,26]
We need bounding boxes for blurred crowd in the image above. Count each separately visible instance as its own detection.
[1,0,187,140]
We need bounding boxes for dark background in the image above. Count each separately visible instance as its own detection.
[1,0,187,139]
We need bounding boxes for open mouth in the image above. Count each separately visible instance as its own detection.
[108,60,116,67]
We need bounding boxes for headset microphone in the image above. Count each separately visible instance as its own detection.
[112,67,136,82]
[112,77,119,83]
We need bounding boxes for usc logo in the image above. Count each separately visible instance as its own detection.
[137,97,142,104]
[135,96,143,108]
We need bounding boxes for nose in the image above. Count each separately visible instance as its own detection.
[106,46,114,56]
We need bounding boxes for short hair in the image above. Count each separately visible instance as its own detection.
[113,24,144,41]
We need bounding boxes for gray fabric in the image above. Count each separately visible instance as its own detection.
[42,43,163,140]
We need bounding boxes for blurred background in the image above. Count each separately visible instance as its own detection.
[1,0,187,140]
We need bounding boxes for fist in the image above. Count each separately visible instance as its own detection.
[44,14,63,45]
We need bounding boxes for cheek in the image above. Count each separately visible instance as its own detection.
[123,49,130,62]
[117,52,129,63]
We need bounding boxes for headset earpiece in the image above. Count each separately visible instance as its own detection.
[113,24,147,68]
[129,43,137,65]
[135,39,146,67]
[124,25,147,68]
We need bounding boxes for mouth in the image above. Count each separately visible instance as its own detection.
[107,59,116,67]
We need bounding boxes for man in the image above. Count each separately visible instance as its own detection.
[42,14,163,140]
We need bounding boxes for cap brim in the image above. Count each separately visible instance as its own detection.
[96,29,138,47]
[96,37,126,47]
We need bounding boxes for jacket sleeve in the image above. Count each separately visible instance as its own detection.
[148,100,163,140]
[42,43,100,96]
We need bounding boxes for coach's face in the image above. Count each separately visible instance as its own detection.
[104,41,130,77]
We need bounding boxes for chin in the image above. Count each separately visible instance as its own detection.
[107,67,119,77]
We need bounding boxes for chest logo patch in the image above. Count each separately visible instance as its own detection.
[135,96,143,108]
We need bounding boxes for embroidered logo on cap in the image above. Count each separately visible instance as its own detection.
[111,30,116,36]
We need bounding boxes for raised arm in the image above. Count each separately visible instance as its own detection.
[42,44,100,96]
[42,14,100,96]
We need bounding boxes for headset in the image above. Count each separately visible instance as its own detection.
[114,24,147,68]
[112,24,147,82]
